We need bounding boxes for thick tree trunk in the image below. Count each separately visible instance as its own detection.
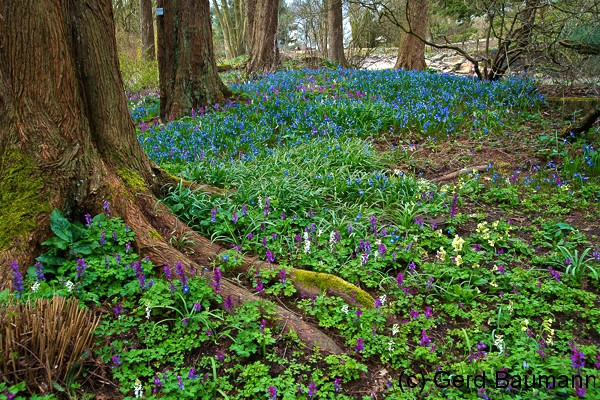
[246,0,280,73]
[156,0,230,120]
[327,0,348,67]
[0,0,341,355]
[395,0,428,71]
[140,0,155,60]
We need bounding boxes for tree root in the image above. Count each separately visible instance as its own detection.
[105,176,344,354]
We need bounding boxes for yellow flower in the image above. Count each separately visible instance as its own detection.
[488,240,495,247]
[521,319,529,331]
[455,255,463,266]
[452,235,465,253]
[437,246,447,261]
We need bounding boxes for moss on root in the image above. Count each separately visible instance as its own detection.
[117,168,147,192]
[291,268,375,309]
[0,152,51,251]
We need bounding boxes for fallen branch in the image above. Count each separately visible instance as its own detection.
[562,105,600,137]
[432,165,489,182]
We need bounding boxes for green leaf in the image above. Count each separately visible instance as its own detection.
[41,235,68,250]
[49,209,73,243]
[36,254,65,267]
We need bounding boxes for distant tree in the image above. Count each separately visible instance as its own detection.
[328,0,348,66]
[290,0,328,54]
[394,0,428,71]
[140,0,155,60]
[356,0,599,81]
[212,0,247,59]
[156,0,230,119]
[246,0,280,72]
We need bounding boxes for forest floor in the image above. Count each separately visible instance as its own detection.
[2,67,600,400]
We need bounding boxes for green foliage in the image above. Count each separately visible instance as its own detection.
[119,51,158,92]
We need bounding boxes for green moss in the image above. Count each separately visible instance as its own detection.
[118,168,147,192]
[291,268,374,309]
[149,229,163,240]
[0,152,51,251]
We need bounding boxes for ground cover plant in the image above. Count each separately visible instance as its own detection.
[2,68,600,399]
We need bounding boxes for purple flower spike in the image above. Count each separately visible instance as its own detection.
[76,258,87,279]
[268,386,277,400]
[355,337,364,354]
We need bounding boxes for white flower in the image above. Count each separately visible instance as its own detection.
[31,281,41,292]
[494,334,505,354]
[388,339,395,351]
[341,304,349,314]
[329,231,336,244]
[378,294,387,306]
[145,302,151,319]
[360,253,369,265]
[65,280,74,293]
[391,324,400,335]
[318,229,323,237]
[134,379,143,398]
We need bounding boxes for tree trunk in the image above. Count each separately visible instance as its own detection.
[0,0,341,355]
[156,0,230,120]
[395,0,428,71]
[140,0,155,60]
[327,0,347,66]
[246,0,280,73]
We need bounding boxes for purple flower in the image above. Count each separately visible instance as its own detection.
[268,386,277,400]
[370,216,376,232]
[575,386,586,397]
[113,302,123,315]
[247,232,253,240]
[188,368,198,379]
[571,344,585,369]
[215,349,225,362]
[153,374,162,393]
[347,222,353,234]
[103,200,110,216]
[260,318,266,332]
[450,193,458,218]
[163,264,173,279]
[374,298,382,308]
[424,306,433,319]
[308,382,317,398]
[255,278,264,294]
[264,197,270,217]
[224,295,234,311]
[177,375,184,390]
[409,261,417,273]
[110,354,122,368]
[84,213,92,226]
[478,387,489,400]
[281,211,286,220]
[125,242,131,253]
[548,267,561,281]
[232,211,238,224]
[213,267,222,293]
[472,243,482,251]
[34,261,45,281]
[378,243,387,257]
[414,216,424,228]
[279,269,286,284]
[112,231,118,243]
[355,309,362,321]
[426,277,435,290]
[242,204,248,216]
[210,208,217,223]
[410,309,420,320]
[355,337,364,353]
[420,330,432,347]
[334,378,342,392]
[76,258,86,279]
[396,272,404,287]
[99,229,106,246]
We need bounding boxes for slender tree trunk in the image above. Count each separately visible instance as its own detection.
[140,0,155,60]
[156,0,230,119]
[246,0,279,73]
[327,0,348,66]
[395,0,428,71]
[0,0,342,355]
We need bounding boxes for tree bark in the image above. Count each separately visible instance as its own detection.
[140,0,155,60]
[327,0,348,67]
[394,0,428,71]
[246,0,280,73]
[156,0,230,120]
[0,0,341,355]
